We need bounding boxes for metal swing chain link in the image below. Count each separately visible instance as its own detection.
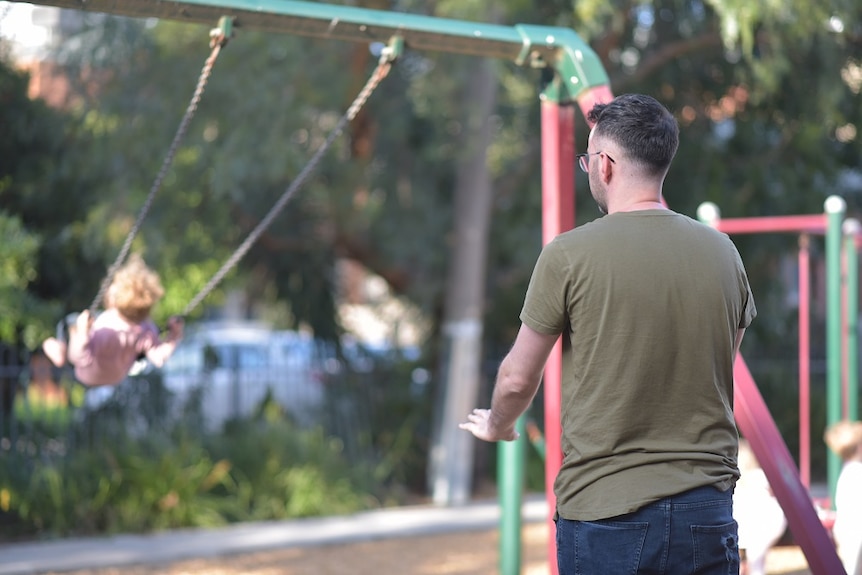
[180,55,394,318]
[88,29,229,315]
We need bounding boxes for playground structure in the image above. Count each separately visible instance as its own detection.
[4,0,854,573]
[697,200,860,574]
[698,200,861,496]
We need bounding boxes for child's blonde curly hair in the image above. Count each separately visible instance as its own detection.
[824,420,862,461]
[105,254,164,323]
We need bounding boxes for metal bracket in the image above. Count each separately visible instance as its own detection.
[210,15,233,47]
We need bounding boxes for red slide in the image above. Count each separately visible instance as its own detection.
[734,355,845,574]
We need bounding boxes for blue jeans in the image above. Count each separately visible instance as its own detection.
[556,485,739,575]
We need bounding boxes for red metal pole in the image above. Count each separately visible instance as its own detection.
[534,85,611,574]
[734,355,845,575]
[712,214,829,235]
[575,85,614,122]
[540,100,575,575]
[799,234,811,489]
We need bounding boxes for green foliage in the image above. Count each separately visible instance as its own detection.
[95,442,237,532]
[0,353,432,539]
[0,58,78,347]
[0,212,42,344]
[4,440,237,536]
[206,416,373,520]
[12,381,83,435]
[0,410,376,539]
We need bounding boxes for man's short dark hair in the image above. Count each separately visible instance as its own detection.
[587,94,679,176]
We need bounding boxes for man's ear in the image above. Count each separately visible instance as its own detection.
[600,154,614,184]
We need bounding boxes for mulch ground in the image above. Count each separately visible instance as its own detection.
[41,522,812,575]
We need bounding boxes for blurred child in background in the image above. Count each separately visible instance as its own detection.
[733,438,788,575]
[824,420,862,575]
[42,254,183,387]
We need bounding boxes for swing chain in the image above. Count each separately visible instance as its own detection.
[180,47,398,318]
[88,20,232,315]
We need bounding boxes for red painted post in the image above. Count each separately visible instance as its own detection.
[734,355,845,575]
[799,234,811,489]
[536,84,612,574]
[711,214,828,235]
[575,85,614,121]
[540,100,575,575]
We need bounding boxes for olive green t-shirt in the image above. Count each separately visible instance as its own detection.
[520,209,756,521]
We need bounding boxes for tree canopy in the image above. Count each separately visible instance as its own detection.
[2,0,861,381]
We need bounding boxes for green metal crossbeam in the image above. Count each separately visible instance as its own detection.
[9,0,609,102]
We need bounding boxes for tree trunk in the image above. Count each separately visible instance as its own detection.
[429,53,498,506]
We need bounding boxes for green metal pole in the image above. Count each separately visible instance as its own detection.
[844,219,860,421]
[498,416,526,575]
[825,195,846,504]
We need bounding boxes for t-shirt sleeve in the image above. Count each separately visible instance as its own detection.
[519,240,568,336]
[737,251,757,329]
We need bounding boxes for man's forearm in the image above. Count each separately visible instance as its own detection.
[489,360,541,434]
[460,323,556,442]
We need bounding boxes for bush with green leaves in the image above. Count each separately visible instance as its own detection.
[0,372,386,540]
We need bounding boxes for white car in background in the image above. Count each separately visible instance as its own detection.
[161,322,329,430]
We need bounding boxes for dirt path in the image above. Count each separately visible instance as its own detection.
[41,523,811,575]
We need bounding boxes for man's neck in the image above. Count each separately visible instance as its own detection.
[610,197,667,213]
[620,200,666,212]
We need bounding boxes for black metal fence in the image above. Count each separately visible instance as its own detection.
[0,339,432,477]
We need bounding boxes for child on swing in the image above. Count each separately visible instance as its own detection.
[42,254,184,387]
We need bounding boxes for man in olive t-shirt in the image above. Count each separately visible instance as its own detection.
[461,94,755,575]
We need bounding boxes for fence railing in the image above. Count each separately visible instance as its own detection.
[1,343,429,471]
